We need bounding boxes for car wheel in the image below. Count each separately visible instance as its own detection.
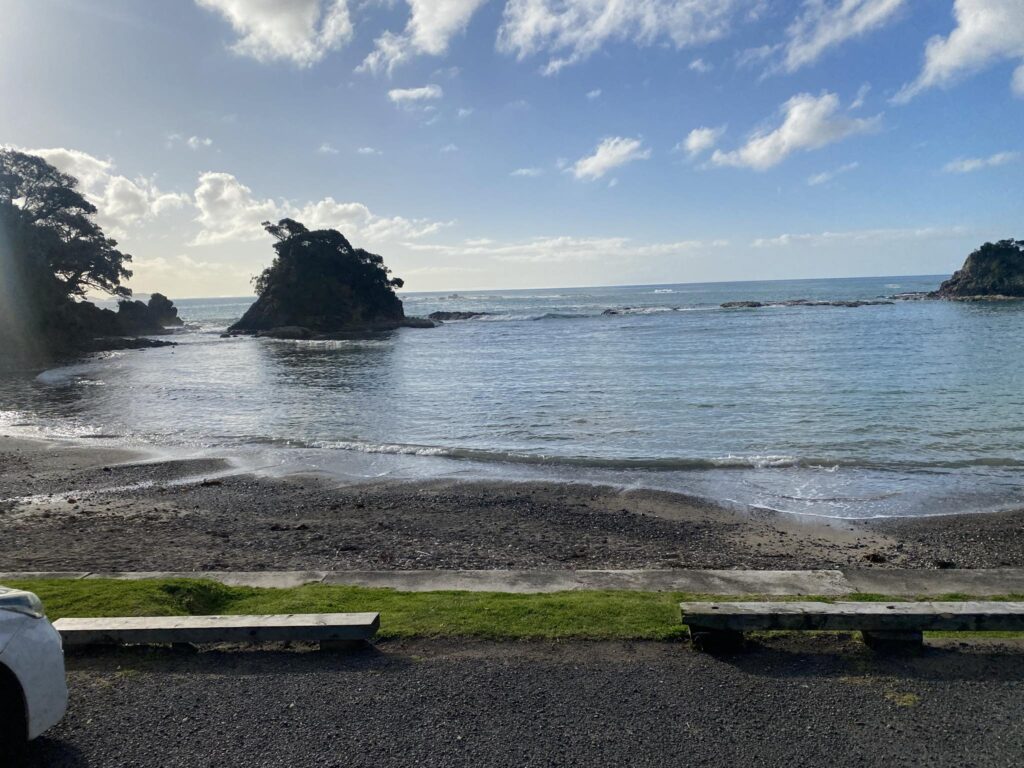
[0,665,27,762]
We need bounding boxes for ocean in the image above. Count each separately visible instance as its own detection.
[3,274,1023,520]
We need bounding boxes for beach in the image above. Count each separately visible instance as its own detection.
[4,434,1024,572]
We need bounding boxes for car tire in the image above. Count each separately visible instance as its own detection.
[0,665,27,763]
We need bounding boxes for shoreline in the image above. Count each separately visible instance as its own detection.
[4,433,1024,572]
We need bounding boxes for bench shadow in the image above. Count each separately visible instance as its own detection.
[709,635,1024,683]
[63,641,412,676]
[12,740,87,768]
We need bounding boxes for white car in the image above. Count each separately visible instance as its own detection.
[0,586,68,753]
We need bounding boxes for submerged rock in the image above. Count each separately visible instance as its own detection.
[720,299,893,309]
[427,311,490,321]
[932,239,1024,299]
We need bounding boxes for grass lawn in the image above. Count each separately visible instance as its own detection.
[7,579,1024,641]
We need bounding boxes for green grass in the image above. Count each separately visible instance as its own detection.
[8,579,1024,641]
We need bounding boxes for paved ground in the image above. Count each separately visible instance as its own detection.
[7,568,1024,596]
[18,637,1024,767]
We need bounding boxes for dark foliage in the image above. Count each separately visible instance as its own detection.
[0,149,133,298]
[230,219,406,333]
[935,239,1024,298]
[0,149,177,360]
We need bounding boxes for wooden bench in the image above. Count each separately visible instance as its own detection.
[681,601,1024,651]
[53,612,380,651]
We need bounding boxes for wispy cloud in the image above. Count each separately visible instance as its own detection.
[807,161,859,186]
[943,151,1019,173]
[680,126,725,157]
[572,137,650,181]
[511,167,544,177]
[779,0,907,73]
[496,0,759,75]
[388,84,443,104]
[752,225,969,248]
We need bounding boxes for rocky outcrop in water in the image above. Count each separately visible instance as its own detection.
[720,299,894,309]
[146,293,184,326]
[428,311,492,321]
[931,239,1024,300]
[229,219,432,337]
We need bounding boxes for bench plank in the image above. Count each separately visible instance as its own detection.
[681,601,1024,633]
[53,613,380,646]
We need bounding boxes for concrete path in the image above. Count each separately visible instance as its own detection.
[5,568,1024,596]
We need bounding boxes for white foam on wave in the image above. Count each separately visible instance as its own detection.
[35,361,111,386]
[313,439,450,457]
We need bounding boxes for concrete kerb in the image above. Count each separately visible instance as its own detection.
[3,569,1024,596]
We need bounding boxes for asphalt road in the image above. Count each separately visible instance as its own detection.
[16,636,1024,768]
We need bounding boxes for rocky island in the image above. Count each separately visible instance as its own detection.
[931,239,1024,300]
[228,219,433,339]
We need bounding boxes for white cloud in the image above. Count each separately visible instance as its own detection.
[187,136,214,150]
[849,82,871,109]
[895,0,1024,102]
[572,137,651,181]
[943,151,1020,173]
[388,84,444,104]
[689,57,712,73]
[681,126,725,157]
[195,0,353,67]
[751,225,968,248]
[807,161,859,185]
[404,235,727,264]
[511,167,544,177]
[190,171,448,246]
[780,0,906,73]
[586,88,602,100]
[711,92,880,170]
[457,107,474,118]
[357,146,383,155]
[22,147,188,232]
[440,143,459,153]
[497,0,757,75]
[318,142,339,154]
[358,0,487,74]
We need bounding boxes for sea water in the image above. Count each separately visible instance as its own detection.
[3,275,1024,519]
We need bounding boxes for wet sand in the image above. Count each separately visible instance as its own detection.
[2,434,1023,571]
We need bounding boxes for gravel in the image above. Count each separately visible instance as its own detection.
[4,435,1024,571]
[19,637,1024,767]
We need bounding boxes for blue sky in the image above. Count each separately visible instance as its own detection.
[2,0,1022,296]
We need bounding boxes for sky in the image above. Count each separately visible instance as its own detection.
[1,0,1022,297]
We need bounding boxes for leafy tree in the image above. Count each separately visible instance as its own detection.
[0,149,132,298]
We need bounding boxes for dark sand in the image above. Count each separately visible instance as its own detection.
[2,435,1023,571]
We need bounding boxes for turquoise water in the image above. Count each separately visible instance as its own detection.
[3,275,1024,518]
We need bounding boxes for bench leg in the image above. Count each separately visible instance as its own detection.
[319,639,368,653]
[862,630,923,653]
[689,629,745,653]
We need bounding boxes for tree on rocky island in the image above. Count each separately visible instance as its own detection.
[934,239,1024,299]
[0,149,179,360]
[229,219,429,337]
